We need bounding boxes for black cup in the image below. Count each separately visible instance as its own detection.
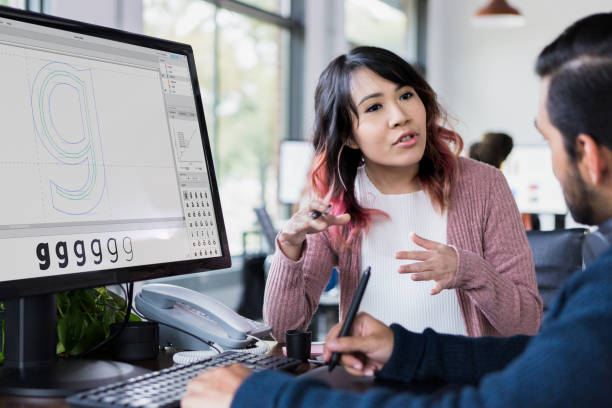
[285,329,312,361]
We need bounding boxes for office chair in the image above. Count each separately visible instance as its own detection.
[254,206,277,253]
[526,228,587,312]
[237,207,278,320]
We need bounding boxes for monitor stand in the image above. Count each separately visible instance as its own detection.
[0,294,150,397]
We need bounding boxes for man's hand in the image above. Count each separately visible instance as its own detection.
[181,363,252,408]
[323,312,394,377]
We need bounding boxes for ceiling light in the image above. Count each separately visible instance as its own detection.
[472,0,525,28]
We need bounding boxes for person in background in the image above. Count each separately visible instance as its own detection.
[468,132,513,169]
[262,46,541,344]
[468,141,483,162]
[469,132,541,230]
[181,12,612,408]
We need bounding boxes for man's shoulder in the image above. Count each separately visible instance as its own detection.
[563,246,612,297]
[544,245,612,325]
[583,246,612,279]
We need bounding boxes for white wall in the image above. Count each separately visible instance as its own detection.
[427,0,612,149]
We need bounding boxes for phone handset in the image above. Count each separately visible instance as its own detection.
[139,283,251,340]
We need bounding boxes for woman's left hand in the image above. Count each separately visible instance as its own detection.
[181,363,252,408]
[396,232,458,295]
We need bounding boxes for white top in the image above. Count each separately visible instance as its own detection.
[355,166,467,335]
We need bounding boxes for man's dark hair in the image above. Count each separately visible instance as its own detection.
[535,12,612,159]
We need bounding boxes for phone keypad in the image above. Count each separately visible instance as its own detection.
[183,188,220,258]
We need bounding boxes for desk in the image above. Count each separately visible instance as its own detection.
[270,343,455,395]
[302,366,456,395]
[0,347,452,407]
[0,352,174,408]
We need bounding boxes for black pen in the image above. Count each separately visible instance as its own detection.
[309,204,332,219]
[328,266,371,372]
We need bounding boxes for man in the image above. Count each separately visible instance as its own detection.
[182,12,612,408]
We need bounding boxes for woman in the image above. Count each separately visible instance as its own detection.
[468,131,514,169]
[264,46,542,341]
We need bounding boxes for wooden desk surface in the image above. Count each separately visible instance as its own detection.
[0,352,175,408]
[0,345,302,407]
[0,345,450,407]
[303,365,454,395]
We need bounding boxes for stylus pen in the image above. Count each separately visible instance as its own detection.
[328,266,371,372]
[309,204,332,219]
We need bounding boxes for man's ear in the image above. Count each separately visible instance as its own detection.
[576,134,607,185]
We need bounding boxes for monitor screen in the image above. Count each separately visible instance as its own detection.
[501,145,567,215]
[278,140,314,204]
[0,7,231,397]
[0,7,230,299]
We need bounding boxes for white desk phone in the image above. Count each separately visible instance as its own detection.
[135,283,271,351]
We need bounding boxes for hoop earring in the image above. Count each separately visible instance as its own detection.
[336,143,348,192]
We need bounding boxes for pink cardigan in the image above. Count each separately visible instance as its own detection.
[264,158,543,342]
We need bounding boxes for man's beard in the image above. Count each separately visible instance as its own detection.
[563,162,598,225]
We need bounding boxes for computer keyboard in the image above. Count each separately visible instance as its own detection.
[66,351,301,408]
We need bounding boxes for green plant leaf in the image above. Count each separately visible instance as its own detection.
[54,287,140,356]
[67,321,106,355]
[57,312,86,354]
[0,288,142,360]
[57,292,71,317]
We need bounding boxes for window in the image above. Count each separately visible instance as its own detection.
[144,0,295,255]
[0,0,25,8]
[345,0,417,62]
[215,9,286,254]
[143,0,215,146]
[239,0,291,17]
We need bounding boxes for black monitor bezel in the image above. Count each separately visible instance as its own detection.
[0,6,231,300]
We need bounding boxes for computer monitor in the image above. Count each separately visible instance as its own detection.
[0,6,230,396]
[501,145,567,215]
[278,140,314,204]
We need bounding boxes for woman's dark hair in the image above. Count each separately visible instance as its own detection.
[469,132,513,169]
[469,142,483,162]
[536,12,612,159]
[309,46,463,244]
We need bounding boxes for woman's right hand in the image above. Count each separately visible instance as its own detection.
[277,200,350,261]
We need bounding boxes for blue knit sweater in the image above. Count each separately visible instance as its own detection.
[232,246,612,407]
